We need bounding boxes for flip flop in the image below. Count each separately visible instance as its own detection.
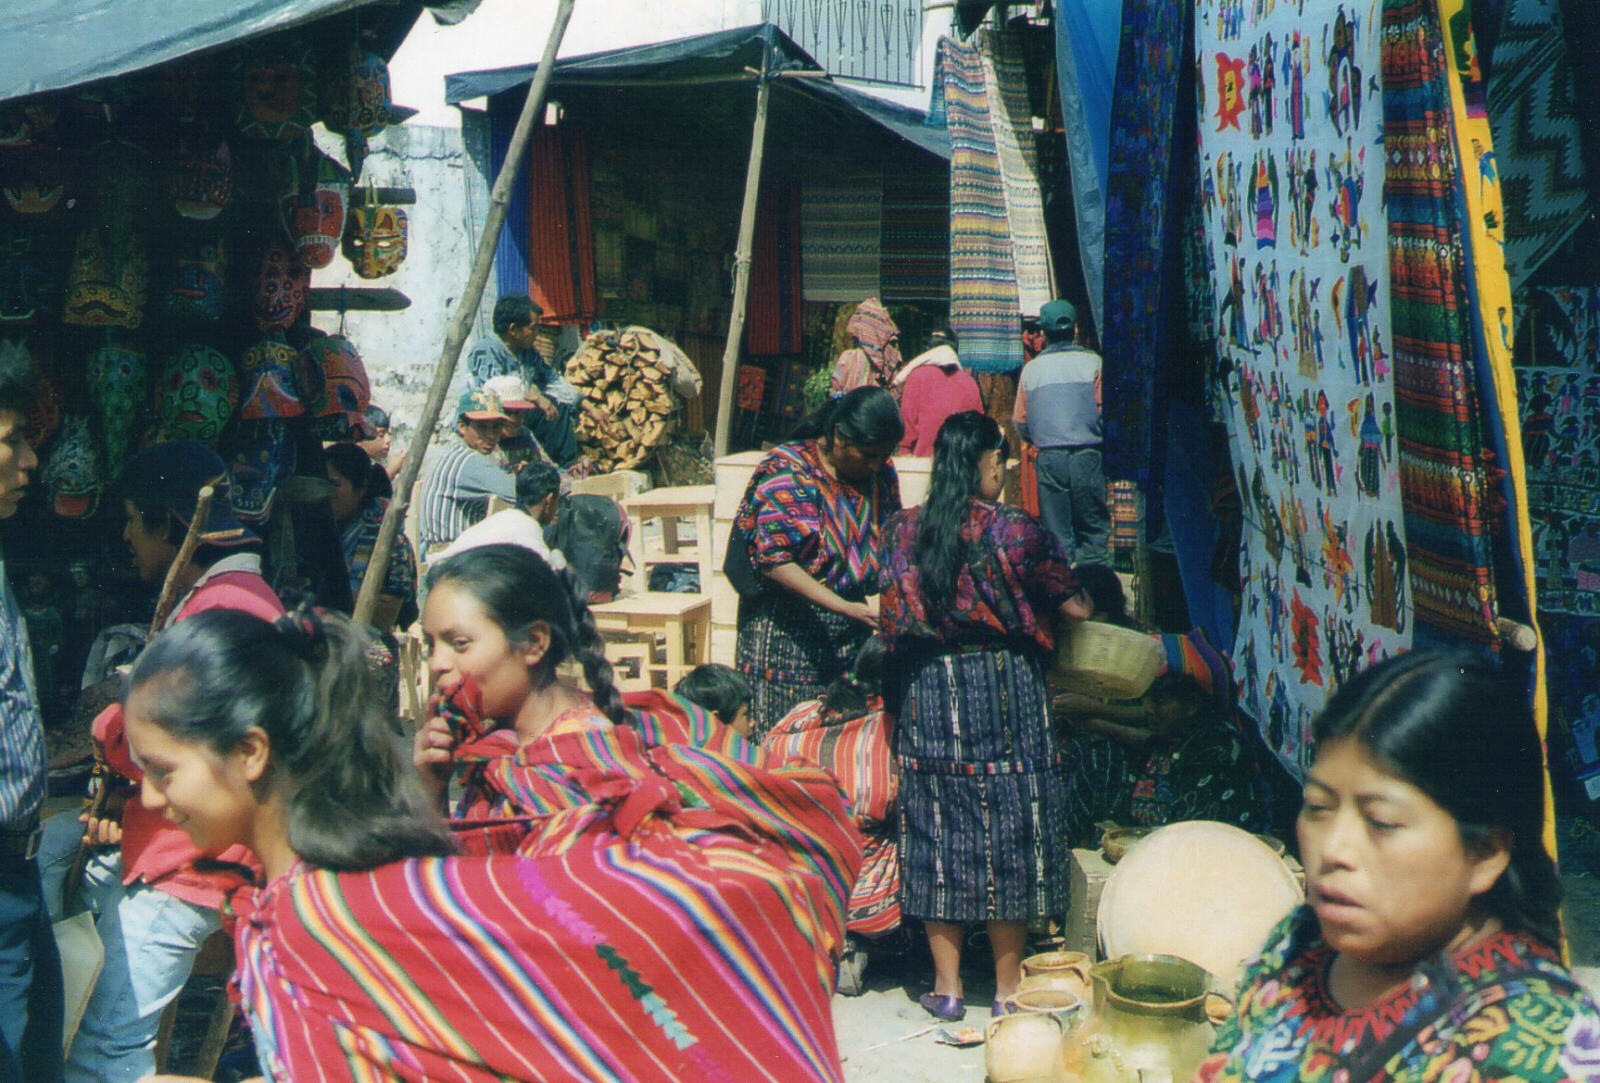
[919,993,966,1022]
[992,998,1020,1017]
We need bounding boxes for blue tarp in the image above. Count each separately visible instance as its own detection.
[0,0,381,103]
[447,23,949,161]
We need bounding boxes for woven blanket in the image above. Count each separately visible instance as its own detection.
[1383,0,1501,646]
[749,175,802,355]
[935,35,1024,374]
[880,168,950,303]
[980,29,1054,319]
[801,172,882,303]
[1486,0,1590,288]
[1197,0,1412,777]
[1100,0,1184,487]
[525,125,598,323]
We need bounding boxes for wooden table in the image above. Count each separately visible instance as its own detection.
[623,484,715,594]
[590,591,712,689]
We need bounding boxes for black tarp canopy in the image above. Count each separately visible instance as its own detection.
[445,23,950,162]
[0,0,428,104]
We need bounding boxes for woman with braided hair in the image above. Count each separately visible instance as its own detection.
[122,601,863,1082]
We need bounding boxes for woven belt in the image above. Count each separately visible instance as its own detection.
[898,754,1060,777]
[0,820,42,862]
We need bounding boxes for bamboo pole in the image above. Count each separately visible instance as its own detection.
[354,0,577,623]
[712,47,774,459]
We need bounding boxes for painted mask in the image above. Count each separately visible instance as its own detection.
[228,420,296,524]
[87,344,147,482]
[251,241,309,332]
[158,57,221,127]
[303,333,369,421]
[284,155,349,270]
[63,227,149,329]
[3,179,64,215]
[0,234,52,326]
[343,201,407,279]
[23,373,61,450]
[165,237,228,323]
[323,48,394,139]
[170,142,233,220]
[158,344,238,445]
[42,415,100,519]
[238,334,305,420]
[0,98,56,146]
[236,44,317,142]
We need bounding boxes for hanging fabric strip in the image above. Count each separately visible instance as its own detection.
[978,28,1055,315]
[525,125,598,323]
[748,175,803,355]
[1099,0,1184,487]
[800,171,883,303]
[937,34,1024,373]
[880,168,950,303]
[1052,0,1123,331]
[488,93,532,307]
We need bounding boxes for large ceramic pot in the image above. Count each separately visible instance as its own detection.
[1063,955,1221,1083]
[985,988,1081,1083]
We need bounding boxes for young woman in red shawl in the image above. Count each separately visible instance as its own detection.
[124,597,861,1080]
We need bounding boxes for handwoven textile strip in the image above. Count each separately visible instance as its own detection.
[525,125,599,323]
[748,175,803,355]
[800,172,882,303]
[880,168,950,303]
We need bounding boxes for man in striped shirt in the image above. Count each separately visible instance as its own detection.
[418,387,517,560]
[0,342,61,1083]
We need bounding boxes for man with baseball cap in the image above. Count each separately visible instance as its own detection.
[39,440,283,1082]
[1013,299,1110,565]
[417,386,518,559]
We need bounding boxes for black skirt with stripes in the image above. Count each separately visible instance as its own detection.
[891,642,1070,923]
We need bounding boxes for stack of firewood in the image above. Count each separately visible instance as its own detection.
[565,327,690,472]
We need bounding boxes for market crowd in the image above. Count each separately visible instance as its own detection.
[1,297,1597,1083]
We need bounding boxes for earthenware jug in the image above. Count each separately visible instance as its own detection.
[1018,950,1093,1001]
[1063,954,1218,1083]
[985,988,1080,1083]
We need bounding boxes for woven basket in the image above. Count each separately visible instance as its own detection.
[1048,621,1164,700]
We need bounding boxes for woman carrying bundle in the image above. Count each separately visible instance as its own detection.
[128,589,860,1081]
[878,411,1091,1022]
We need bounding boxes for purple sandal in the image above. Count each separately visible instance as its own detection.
[919,993,966,1022]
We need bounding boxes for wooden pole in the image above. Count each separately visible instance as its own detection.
[712,48,773,459]
[354,0,577,623]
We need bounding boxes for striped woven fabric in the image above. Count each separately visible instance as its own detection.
[1382,0,1500,643]
[800,172,882,303]
[524,125,598,323]
[880,168,950,303]
[935,35,1025,374]
[763,697,901,936]
[748,175,803,355]
[979,29,1053,317]
[1108,479,1139,550]
[236,708,862,1082]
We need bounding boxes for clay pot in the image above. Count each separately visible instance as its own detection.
[1064,955,1221,1083]
[985,988,1080,1083]
[1018,950,1093,1002]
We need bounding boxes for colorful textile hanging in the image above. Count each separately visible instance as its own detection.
[879,169,949,303]
[1099,0,1185,488]
[525,125,598,323]
[1514,285,1600,798]
[978,30,1054,319]
[800,172,882,303]
[1196,0,1412,777]
[747,175,802,356]
[933,35,1024,374]
[1382,0,1501,645]
[1485,0,1590,288]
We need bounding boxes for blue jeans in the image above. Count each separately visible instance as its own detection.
[0,851,63,1083]
[39,813,221,1083]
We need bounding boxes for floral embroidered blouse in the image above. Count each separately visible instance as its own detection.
[878,500,1078,654]
[1194,906,1600,1083]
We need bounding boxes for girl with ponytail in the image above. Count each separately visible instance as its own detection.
[124,602,865,1082]
[1197,650,1600,1083]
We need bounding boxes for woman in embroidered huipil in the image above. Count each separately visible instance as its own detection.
[732,387,903,740]
[120,595,862,1083]
[1196,651,1600,1083]
[878,411,1091,1021]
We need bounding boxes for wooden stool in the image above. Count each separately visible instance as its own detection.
[590,591,712,689]
[622,485,715,594]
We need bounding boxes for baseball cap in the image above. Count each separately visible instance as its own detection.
[482,374,537,411]
[1038,299,1078,334]
[120,440,255,547]
[457,386,511,423]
